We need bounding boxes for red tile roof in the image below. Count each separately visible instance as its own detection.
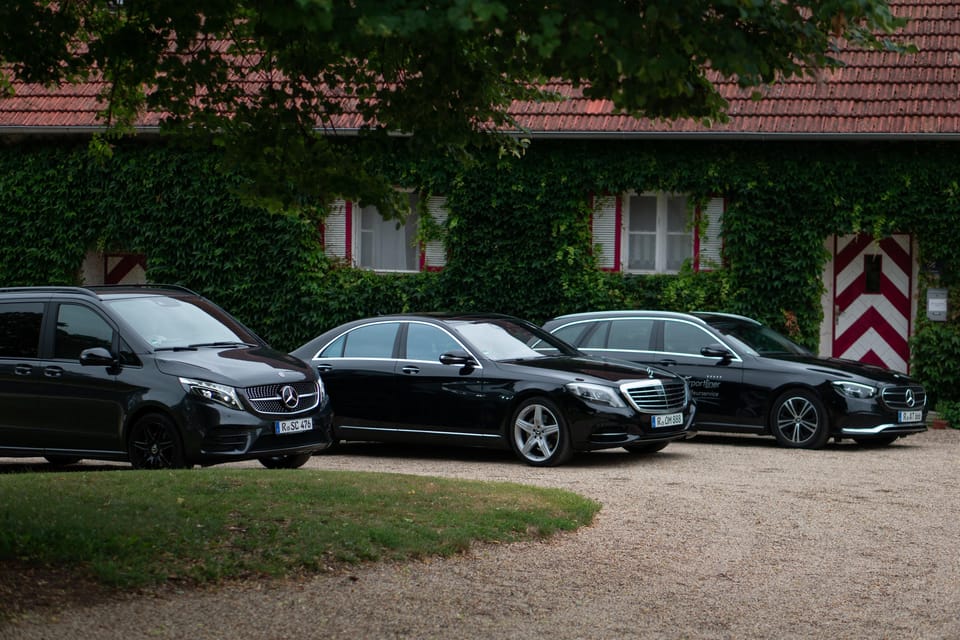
[2,0,959,138]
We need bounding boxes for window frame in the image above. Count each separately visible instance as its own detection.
[621,191,692,274]
[323,195,449,273]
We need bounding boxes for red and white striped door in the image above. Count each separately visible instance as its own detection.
[104,253,147,284]
[831,234,913,372]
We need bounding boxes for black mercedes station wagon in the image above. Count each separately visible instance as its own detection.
[543,310,927,449]
[291,313,696,466]
[0,285,332,469]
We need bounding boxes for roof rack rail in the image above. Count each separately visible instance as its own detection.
[85,283,200,296]
[0,286,98,298]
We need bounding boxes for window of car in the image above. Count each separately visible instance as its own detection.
[0,301,44,358]
[405,323,462,361]
[608,318,656,350]
[105,295,256,349]
[662,320,718,356]
[53,303,114,360]
[322,322,400,358]
[550,322,597,347]
[709,321,810,357]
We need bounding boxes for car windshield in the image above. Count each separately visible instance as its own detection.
[105,295,260,350]
[708,320,811,357]
[451,318,580,362]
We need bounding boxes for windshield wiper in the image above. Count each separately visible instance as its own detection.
[187,341,258,348]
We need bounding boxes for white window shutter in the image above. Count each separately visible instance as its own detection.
[324,199,348,261]
[424,196,449,269]
[697,197,724,271]
[592,195,619,271]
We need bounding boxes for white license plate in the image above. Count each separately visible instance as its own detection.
[653,413,683,428]
[898,410,923,424]
[275,418,313,434]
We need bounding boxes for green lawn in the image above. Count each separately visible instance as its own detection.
[0,468,599,589]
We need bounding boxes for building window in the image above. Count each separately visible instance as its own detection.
[323,194,448,272]
[592,193,724,274]
[359,196,420,271]
[625,193,690,273]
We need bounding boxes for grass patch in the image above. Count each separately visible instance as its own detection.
[0,468,599,590]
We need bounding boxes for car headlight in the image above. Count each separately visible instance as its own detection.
[179,377,242,410]
[566,382,626,408]
[832,381,877,399]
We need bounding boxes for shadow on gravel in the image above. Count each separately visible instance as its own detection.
[0,460,129,475]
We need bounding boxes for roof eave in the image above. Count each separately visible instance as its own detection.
[4,126,960,143]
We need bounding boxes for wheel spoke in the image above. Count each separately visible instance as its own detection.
[514,403,562,462]
[778,397,819,443]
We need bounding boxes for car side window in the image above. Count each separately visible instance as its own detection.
[0,302,44,358]
[405,323,461,361]
[662,321,715,355]
[338,322,400,358]
[608,319,655,350]
[550,323,593,347]
[53,304,114,360]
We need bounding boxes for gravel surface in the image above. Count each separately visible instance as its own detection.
[3,429,960,640]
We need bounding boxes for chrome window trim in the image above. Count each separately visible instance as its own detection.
[309,320,403,360]
[311,319,485,370]
[550,317,744,364]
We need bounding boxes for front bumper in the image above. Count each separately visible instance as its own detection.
[568,400,697,452]
[183,398,334,463]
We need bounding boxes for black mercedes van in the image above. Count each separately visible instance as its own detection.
[0,285,332,469]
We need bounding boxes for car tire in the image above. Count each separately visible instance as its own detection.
[44,456,81,466]
[509,397,573,467]
[770,389,830,449]
[258,453,312,469]
[623,441,670,454]
[128,413,189,470]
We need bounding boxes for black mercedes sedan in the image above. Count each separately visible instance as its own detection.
[291,313,696,466]
[542,310,927,449]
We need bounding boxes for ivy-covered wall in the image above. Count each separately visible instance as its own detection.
[2,138,959,409]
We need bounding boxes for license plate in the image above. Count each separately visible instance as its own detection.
[898,410,923,424]
[653,413,683,428]
[275,418,313,434]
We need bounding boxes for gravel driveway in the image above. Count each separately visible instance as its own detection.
[4,429,959,640]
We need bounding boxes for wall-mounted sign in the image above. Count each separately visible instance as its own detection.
[927,288,948,322]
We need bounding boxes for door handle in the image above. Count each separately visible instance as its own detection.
[43,366,64,378]
[401,366,420,375]
[316,364,332,373]
[14,364,33,376]
[658,360,677,367]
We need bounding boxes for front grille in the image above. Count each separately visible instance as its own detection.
[881,385,927,411]
[243,381,320,415]
[622,379,687,414]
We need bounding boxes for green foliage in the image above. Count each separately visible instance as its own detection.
[0,0,911,214]
[935,400,960,427]
[3,137,960,395]
[910,320,960,408]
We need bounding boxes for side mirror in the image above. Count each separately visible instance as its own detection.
[701,344,734,360]
[439,350,479,368]
[79,346,118,367]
